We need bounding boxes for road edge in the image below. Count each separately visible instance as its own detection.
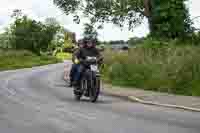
[102,89,200,112]
[63,61,200,112]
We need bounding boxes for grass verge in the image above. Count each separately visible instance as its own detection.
[0,49,61,71]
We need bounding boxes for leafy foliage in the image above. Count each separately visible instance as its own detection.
[4,11,60,55]
[51,27,77,55]
[149,0,194,38]
[54,0,145,29]
[54,0,193,39]
[83,23,98,42]
[0,32,11,49]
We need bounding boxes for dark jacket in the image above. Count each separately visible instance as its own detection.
[75,47,100,60]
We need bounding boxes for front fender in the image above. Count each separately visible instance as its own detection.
[84,69,100,80]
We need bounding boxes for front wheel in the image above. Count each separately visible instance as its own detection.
[89,77,100,103]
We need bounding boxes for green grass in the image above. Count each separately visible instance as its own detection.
[102,40,200,96]
[0,49,61,71]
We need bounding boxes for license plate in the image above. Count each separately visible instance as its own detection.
[90,65,98,72]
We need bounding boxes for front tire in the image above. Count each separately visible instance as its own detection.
[89,77,100,103]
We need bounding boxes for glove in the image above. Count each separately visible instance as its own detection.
[74,58,80,64]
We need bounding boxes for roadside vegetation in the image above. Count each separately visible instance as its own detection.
[102,38,200,96]
[0,9,77,71]
[0,50,60,71]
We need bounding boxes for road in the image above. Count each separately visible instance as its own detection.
[0,63,200,133]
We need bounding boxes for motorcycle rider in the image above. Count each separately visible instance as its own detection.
[72,38,102,91]
[68,39,85,87]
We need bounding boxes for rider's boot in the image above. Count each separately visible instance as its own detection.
[68,78,73,87]
[73,81,81,92]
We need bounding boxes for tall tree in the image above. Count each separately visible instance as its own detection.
[54,0,193,39]
[83,23,98,41]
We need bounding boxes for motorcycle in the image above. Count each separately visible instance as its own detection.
[73,56,101,103]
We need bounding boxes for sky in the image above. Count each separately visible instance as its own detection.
[0,0,199,41]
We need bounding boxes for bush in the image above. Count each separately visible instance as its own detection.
[102,43,200,96]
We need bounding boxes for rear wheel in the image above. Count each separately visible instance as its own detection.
[73,80,83,101]
[73,88,82,101]
[74,93,81,101]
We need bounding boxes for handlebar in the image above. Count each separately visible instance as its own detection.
[80,57,103,65]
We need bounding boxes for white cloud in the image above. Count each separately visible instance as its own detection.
[188,0,200,28]
[0,0,199,41]
[0,16,7,25]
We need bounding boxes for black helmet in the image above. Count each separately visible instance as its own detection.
[84,37,97,45]
[77,39,84,46]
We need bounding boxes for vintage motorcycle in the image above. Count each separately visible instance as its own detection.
[73,56,101,103]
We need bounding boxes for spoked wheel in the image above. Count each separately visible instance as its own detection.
[89,77,100,103]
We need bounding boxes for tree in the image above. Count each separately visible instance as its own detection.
[54,0,145,29]
[149,0,194,38]
[11,9,23,18]
[50,27,77,54]
[9,10,60,54]
[83,23,98,42]
[42,18,61,52]
[0,33,9,49]
[54,0,193,39]
[50,27,66,55]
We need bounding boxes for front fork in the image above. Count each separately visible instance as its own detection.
[90,71,101,92]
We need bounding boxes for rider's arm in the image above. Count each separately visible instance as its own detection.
[95,48,103,64]
[75,49,85,63]
[72,50,77,63]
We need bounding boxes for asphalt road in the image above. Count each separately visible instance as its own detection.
[0,63,200,133]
